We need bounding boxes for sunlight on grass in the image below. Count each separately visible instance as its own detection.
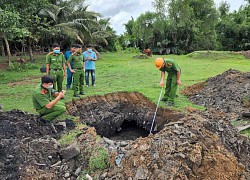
[1,51,250,114]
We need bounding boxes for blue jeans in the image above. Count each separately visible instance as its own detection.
[85,69,95,85]
[66,67,73,89]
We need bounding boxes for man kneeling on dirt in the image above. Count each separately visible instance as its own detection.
[32,76,66,123]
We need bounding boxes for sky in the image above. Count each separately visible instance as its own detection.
[85,0,248,35]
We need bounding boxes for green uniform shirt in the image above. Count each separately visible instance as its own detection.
[68,54,84,69]
[46,53,66,69]
[32,84,53,110]
[159,59,180,75]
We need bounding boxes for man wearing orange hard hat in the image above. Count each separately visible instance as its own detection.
[155,58,182,106]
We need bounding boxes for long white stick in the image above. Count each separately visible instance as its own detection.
[149,87,164,134]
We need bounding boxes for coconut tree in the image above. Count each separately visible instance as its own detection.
[38,0,101,45]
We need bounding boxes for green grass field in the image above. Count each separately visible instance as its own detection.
[0,51,249,114]
[1,51,250,138]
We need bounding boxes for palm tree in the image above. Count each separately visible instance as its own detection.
[38,0,101,44]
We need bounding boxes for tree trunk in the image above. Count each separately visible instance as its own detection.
[28,38,34,62]
[2,33,11,67]
[93,47,102,59]
[1,38,5,57]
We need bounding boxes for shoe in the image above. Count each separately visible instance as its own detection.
[166,102,174,106]
[37,117,51,125]
[92,84,96,87]
[80,91,85,95]
[65,119,76,130]
[86,85,89,87]
[73,94,80,97]
[161,98,168,102]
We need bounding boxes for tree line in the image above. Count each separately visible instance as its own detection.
[121,0,250,54]
[0,0,116,66]
[1,0,250,66]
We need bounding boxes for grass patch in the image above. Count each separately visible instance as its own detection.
[186,51,245,60]
[241,129,250,138]
[88,147,109,171]
[59,129,82,145]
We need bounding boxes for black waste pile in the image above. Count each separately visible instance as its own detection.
[185,69,250,115]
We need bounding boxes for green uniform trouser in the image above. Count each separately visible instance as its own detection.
[73,69,84,95]
[163,74,178,103]
[50,70,64,92]
[37,101,66,121]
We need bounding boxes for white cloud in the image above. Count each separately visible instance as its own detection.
[214,0,247,12]
[85,0,247,35]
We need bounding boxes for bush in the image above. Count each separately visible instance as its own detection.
[7,62,39,72]
[89,147,109,171]
[123,47,140,54]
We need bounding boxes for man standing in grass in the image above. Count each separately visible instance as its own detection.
[65,44,76,90]
[46,43,66,92]
[68,44,85,97]
[155,58,182,106]
[83,44,97,87]
[32,76,66,122]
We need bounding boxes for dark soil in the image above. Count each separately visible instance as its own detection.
[1,92,250,179]
[109,120,149,141]
[66,92,183,138]
[0,110,71,180]
[182,69,250,116]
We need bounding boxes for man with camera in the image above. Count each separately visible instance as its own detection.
[32,76,66,122]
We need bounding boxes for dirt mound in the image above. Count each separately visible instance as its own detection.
[0,110,75,179]
[201,108,250,171]
[95,109,250,179]
[234,50,250,59]
[186,51,244,60]
[181,82,205,96]
[182,69,250,115]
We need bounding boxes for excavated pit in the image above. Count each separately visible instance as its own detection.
[1,91,250,179]
[66,92,183,140]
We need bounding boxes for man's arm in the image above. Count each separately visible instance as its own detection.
[46,64,50,75]
[92,52,97,61]
[45,92,65,109]
[67,62,75,73]
[63,63,66,77]
[160,71,165,87]
[176,70,182,85]
[62,55,66,76]
[45,54,51,75]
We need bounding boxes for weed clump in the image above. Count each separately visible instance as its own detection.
[89,147,109,171]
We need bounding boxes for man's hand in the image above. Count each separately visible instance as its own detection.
[160,80,164,87]
[64,72,66,77]
[58,91,65,99]
[177,80,182,86]
[71,69,75,73]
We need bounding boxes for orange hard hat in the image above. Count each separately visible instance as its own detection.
[155,58,164,69]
